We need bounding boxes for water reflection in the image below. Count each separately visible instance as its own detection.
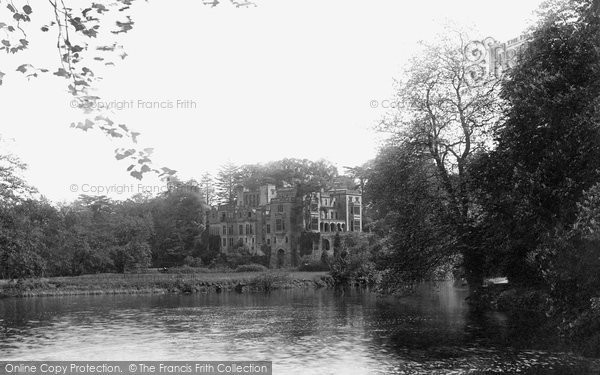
[0,282,598,374]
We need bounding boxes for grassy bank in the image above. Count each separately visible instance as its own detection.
[0,270,333,298]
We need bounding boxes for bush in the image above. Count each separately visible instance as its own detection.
[183,256,203,267]
[330,250,378,286]
[234,264,268,273]
[248,272,290,292]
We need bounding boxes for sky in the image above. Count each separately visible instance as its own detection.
[0,0,544,202]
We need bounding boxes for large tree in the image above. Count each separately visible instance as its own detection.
[379,29,503,286]
[215,161,241,205]
[471,0,600,285]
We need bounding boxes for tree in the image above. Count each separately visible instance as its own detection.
[343,162,372,194]
[0,140,36,205]
[150,180,206,266]
[378,28,503,287]
[199,172,217,206]
[216,161,241,205]
[470,0,600,285]
[366,145,458,289]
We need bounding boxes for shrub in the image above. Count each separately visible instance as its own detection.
[249,272,290,292]
[183,256,203,267]
[330,250,378,286]
[234,264,268,273]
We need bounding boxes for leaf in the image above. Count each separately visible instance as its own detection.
[41,26,49,32]
[1,40,9,47]
[141,165,151,173]
[0,71,4,85]
[22,5,32,15]
[71,120,94,131]
[127,164,135,172]
[115,149,135,160]
[0,23,6,29]
[16,64,29,73]
[160,167,177,176]
[130,171,143,180]
[131,132,140,143]
[53,68,70,78]
[118,124,129,132]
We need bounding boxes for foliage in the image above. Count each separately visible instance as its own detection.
[149,180,206,267]
[366,146,459,288]
[183,256,204,268]
[470,0,600,286]
[0,0,257,180]
[216,161,242,205]
[298,231,319,257]
[328,233,379,286]
[248,272,291,292]
[376,27,502,288]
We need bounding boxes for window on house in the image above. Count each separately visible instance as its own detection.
[278,204,283,212]
[311,217,318,230]
[285,236,288,243]
[229,237,233,246]
[276,219,282,232]
[266,224,271,234]
[354,220,361,231]
[248,211,252,218]
[222,226,226,235]
[222,238,226,246]
[267,239,271,245]
[239,225,243,235]
[353,206,361,215]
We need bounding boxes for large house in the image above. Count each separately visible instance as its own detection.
[206,184,362,268]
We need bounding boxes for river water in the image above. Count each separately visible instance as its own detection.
[0,282,598,374]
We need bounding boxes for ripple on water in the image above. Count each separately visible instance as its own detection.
[0,287,599,374]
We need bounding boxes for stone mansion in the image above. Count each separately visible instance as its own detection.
[206,184,362,268]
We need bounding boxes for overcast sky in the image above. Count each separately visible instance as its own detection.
[0,0,544,202]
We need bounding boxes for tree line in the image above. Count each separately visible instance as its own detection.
[0,156,358,278]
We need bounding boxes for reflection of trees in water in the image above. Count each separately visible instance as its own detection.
[464,306,559,350]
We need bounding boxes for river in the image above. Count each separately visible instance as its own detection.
[1,282,598,374]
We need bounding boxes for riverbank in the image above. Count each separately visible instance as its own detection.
[0,271,334,298]
[473,284,600,357]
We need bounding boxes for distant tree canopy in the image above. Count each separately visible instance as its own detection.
[237,158,339,192]
[0,166,213,277]
[0,151,360,278]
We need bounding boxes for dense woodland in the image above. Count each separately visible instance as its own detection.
[0,0,599,353]
[0,157,353,278]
